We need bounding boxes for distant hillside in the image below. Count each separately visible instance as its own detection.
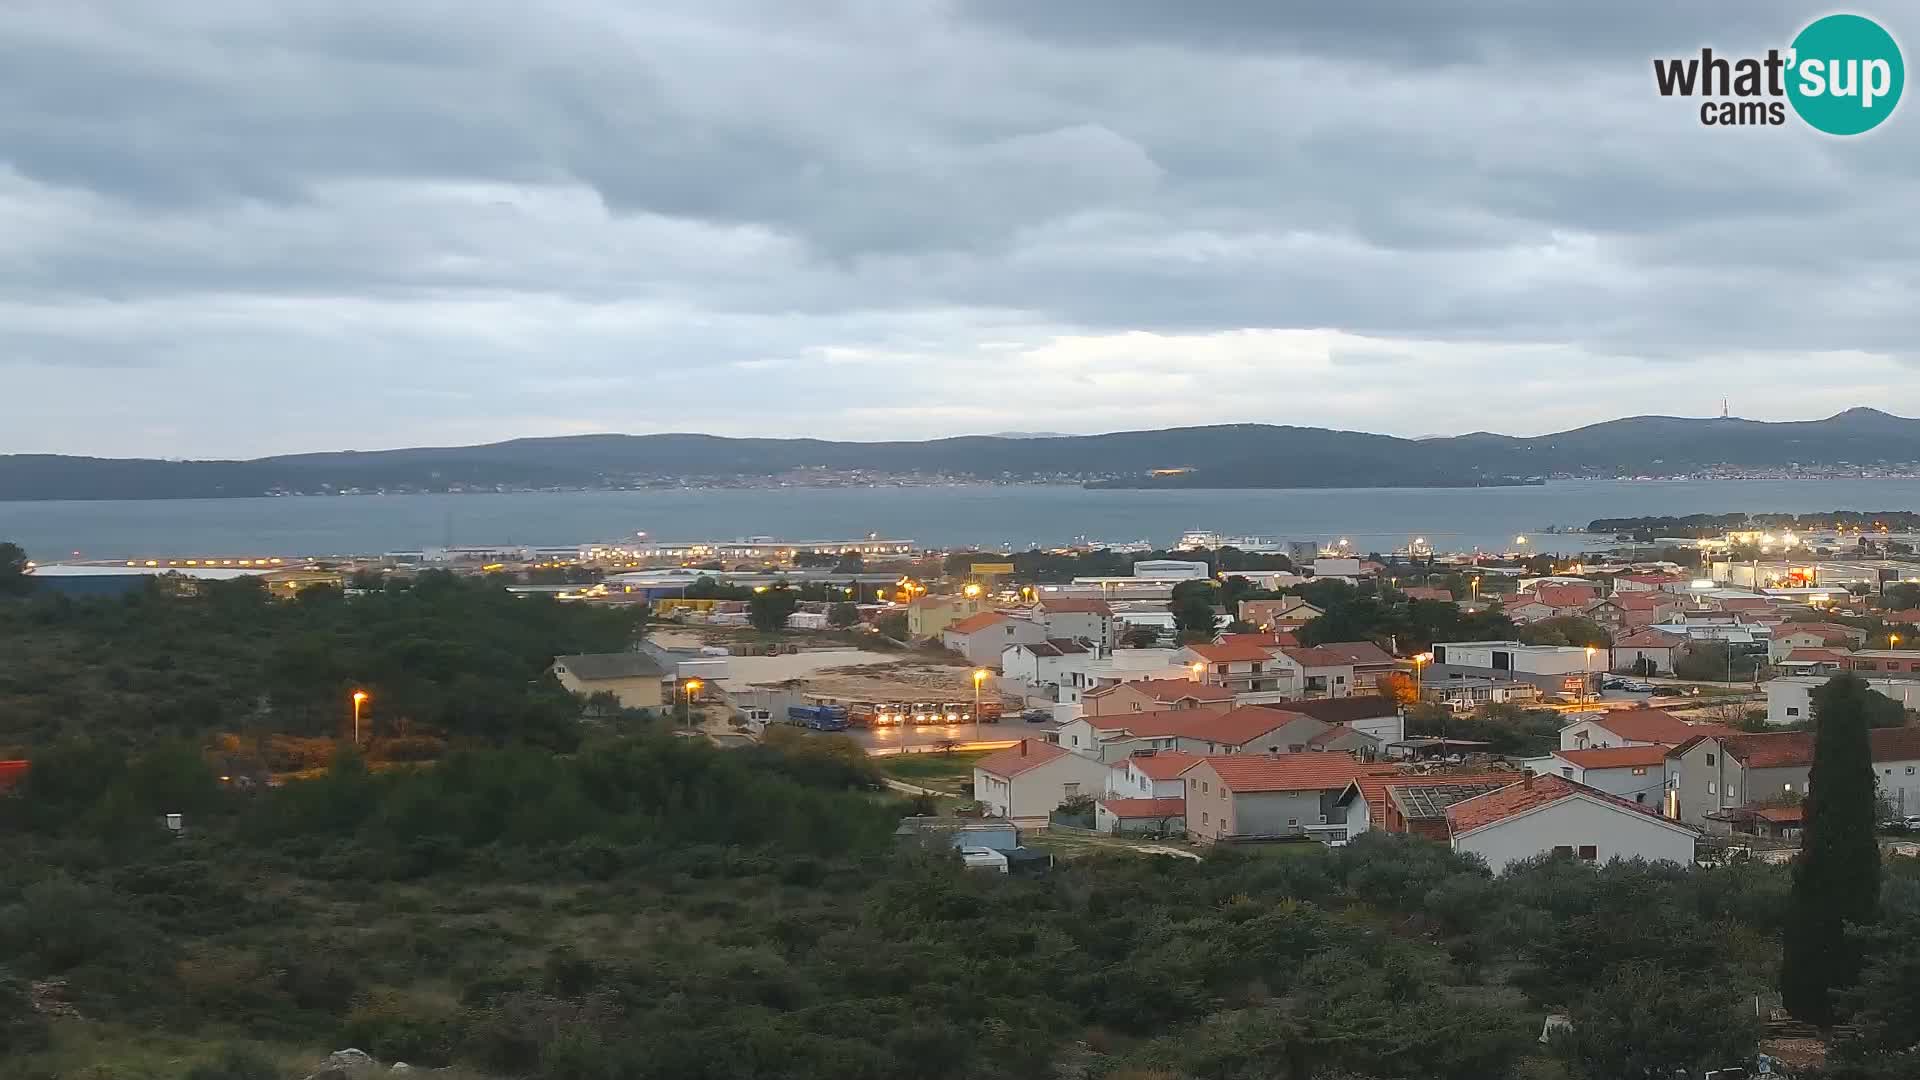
[4,409,1918,500]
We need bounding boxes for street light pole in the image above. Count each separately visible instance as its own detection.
[351,690,369,746]
[972,668,987,743]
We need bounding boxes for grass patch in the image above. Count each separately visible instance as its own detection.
[878,749,991,791]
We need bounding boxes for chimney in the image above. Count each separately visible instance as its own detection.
[1523,771,1536,788]
[1019,740,1028,757]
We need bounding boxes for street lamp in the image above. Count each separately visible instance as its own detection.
[1411,653,1431,704]
[350,690,369,745]
[1190,660,1205,682]
[1585,646,1598,703]
[683,678,703,729]
[963,582,983,599]
[971,668,988,742]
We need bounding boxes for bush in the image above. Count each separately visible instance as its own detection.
[182,1046,280,1080]
[0,965,49,1057]
[342,988,460,1066]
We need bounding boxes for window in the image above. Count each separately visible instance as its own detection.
[1552,845,1573,857]
[1635,793,1646,804]
[1577,845,1598,862]
[1201,812,1209,825]
[1787,707,1801,717]
[1287,818,1298,827]
[1783,782,1794,794]
[1908,766,1916,776]
[1220,787,1227,801]
[1560,767,1573,778]
[1632,767,1648,776]
[1200,781,1208,793]
[1062,783,1079,797]
[1707,781,1717,795]
[1131,702,1142,712]
[1705,753,1716,766]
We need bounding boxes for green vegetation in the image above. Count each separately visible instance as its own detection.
[0,572,643,758]
[3,724,1841,1080]
[1291,580,1516,652]
[876,749,991,793]
[1517,616,1611,649]
[1782,675,1882,1026]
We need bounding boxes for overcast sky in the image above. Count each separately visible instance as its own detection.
[3,1,1916,458]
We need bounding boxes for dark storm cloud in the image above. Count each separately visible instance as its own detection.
[1,0,1917,455]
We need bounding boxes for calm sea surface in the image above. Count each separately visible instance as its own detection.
[6,478,1920,561]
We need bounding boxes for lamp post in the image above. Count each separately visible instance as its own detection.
[350,690,369,746]
[1585,647,1598,703]
[971,668,988,743]
[683,678,703,730]
[1412,653,1431,705]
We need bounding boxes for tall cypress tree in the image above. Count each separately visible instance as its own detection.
[1780,674,1882,1025]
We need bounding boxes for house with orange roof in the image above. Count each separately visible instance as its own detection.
[1273,646,1361,698]
[1182,752,1394,844]
[941,610,1046,666]
[1399,586,1455,603]
[1334,771,1518,839]
[1445,773,1698,873]
[1609,627,1690,675]
[1176,640,1289,694]
[1056,704,1340,762]
[1558,708,1731,752]
[1033,597,1116,650]
[1530,744,1670,807]
[1094,797,1188,835]
[1497,595,1561,624]
[1768,621,1868,661]
[971,739,1114,820]
[1614,572,1690,594]
[906,592,986,640]
[1585,591,1683,633]
[1104,748,1203,799]
[1236,598,1323,633]
[1080,678,1235,720]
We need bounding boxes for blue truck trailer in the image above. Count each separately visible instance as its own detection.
[788,704,851,731]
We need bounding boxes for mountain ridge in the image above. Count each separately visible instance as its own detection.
[3,409,1916,500]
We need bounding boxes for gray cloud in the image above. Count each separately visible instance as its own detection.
[2,1,1917,456]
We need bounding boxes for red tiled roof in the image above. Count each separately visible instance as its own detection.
[1754,804,1804,823]
[1531,584,1600,609]
[0,759,27,790]
[973,739,1072,778]
[1087,678,1235,704]
[1782,647,1851,664]
[1269,695,1400,724]
[1401,587,1454,602]
[1713,596,1776,610]
[1177,706,1324,747]
[1780,623,1862,643]
[1039,598,1113,615]
[1620,573,1685,584]
[1609,593,1672,610]
[1883,609,1920,625]
[1187,641,1280,663]
[1282,646,1361,668]
[946,611,1009,635]
[1303,640,1397,666]
[1614,629,1684,648]
[1554,745,1669,770]
[1871,726,1920,763]
[1121,750,1203,779]
[1718,732,1815,769]
[1218,631,1292,649]
[1187,752,1392,793]
[1445,773,1677,836]
[1097,796,1187,819]
[1342,770,1517,818]
[1586,709,1725,746]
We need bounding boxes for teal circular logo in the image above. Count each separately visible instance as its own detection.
[1787,14,1904,135]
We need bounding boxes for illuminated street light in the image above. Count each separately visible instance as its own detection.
[351,690,369,745]
[972,669,989,741]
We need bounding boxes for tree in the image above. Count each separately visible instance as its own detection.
[875,611,908,641]
[827,602,858,628]
[0,542,30,596]
[1170,580,1218,643]
[1120,626,1160,648]
[1517,616,1612,649]
[747,585,800,632]
[832,552,864,574]
[1782,674,1883,1025]
[1377,670,1419,707]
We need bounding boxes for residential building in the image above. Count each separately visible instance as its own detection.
[1237,598,1323,632]
[1774,647,1851,677]
[1295,641,1398,690]
[1610,628,1690,675]
[1664,731,1813,826]
[1179,641,1288,694]
[550,653,668,710]
[1056,705,1337,761]
[1399,586,1454,603]
[942,611,1046,666]
[906,593,985,640]
[1094,797,1188,835]
[1768,622,1869,661]
[1081,678,1235,719]
[1274,646,1359,698]
[1182,753,1390,844]
[1274,694,1406,743]
[1764,674,1920,725]
[1584,592,1681,633]
[1613,572,1691,594]
[1842,650,1920,679]
[1425,677,1541,710]
[1528,745,1669,807]
[1336,772,1517,838]
[1034,597,1117,651]
[1055,648,1188,705]
[1498,596,1560,623]
[1000,639,1092,693]
[1873,727,1920,815]
[1312,557,1363,580]
[1446,774,1699,873]
[1104,749,1202,799]
[971,740,1114,820]
[1559,708,1730,751]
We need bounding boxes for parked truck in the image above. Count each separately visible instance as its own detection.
[788,703,851,731]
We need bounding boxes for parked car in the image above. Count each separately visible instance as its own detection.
[1022,708,1051,724]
